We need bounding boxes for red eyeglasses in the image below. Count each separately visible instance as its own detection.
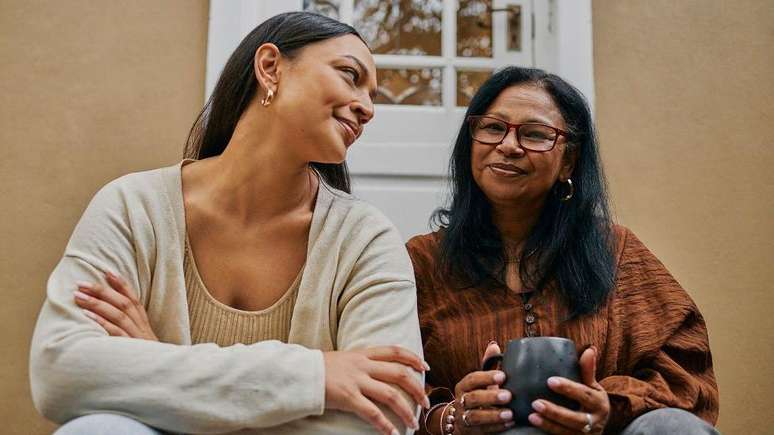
[467,115,568,152]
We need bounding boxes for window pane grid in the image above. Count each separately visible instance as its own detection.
[305,0,504,107]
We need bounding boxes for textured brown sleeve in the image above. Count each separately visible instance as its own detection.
[406,235,455,435]
[600,228,719,432]
[406,235,436,353]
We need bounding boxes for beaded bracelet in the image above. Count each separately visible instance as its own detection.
[439,401,457,435]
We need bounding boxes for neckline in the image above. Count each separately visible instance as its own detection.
[183,232,303,315]
[172,159,331,313]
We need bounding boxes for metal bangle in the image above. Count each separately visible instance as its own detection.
[422,402,448,434]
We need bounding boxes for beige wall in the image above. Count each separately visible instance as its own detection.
[593,0,774,433]
[3,1,772,434]
[0,1,209,433]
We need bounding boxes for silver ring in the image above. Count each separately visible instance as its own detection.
[582,412,593,433]
[462,410,472,427]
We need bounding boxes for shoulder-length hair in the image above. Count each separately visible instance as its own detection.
[433,66,616,317]
[184,12,365,193]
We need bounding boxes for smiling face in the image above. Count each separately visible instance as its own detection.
[261,34,377,164]
[471,83,575,209]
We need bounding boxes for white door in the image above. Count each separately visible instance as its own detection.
[207,0,594,240]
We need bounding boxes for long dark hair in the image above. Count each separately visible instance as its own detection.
[433,66,616,317]
[184,12,365,193]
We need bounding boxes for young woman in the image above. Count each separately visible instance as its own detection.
[30,12,427,435]
[409,67,719,434]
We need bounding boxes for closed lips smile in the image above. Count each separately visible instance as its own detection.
[489,163,526,177]
[335,117,359,146]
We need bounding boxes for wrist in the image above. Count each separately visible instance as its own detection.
[423,402,447,434]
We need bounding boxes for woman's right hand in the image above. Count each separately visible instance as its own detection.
[452,342,515,434]
[323,346,430,435]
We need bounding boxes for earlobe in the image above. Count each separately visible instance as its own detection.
[560,146,578,180]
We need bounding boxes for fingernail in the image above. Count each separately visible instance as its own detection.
[391,430,400,435]
[493,371,506,383]
[411,417,419,429]
[505,421,516,428]
[528,413,542,426]
[547,377,561,387]
[532,400,545,412]
[499,410,513,421]
[82,309,97,320]
[487,339,497,346]
[73,290,91,301]
[75,281,93,290]
[422,361,431,371]
[497,390,511,402]
[423,396,431,409]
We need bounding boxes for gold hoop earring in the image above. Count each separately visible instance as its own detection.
[261,88,275,107]
[560,178,574,202]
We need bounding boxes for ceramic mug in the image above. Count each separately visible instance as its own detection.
[481,337,582,426]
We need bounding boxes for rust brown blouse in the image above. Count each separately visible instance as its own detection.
[406,226,718,433]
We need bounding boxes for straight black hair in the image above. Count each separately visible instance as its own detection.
[184,11,365,193]
[433,66,616,317]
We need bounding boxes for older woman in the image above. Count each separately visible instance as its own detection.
[409,67,719,435]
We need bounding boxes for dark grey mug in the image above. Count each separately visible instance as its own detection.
[481,337,582,426]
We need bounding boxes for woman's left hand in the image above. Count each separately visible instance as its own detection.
[527,346,609,434]
[73,271,158,341]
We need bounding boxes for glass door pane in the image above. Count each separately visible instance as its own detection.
[353,0,443,56]
[457,0,493,58]
[375,67,443,106]
[303,0,341,19]
[456,69,492,106]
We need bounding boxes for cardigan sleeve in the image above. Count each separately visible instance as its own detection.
[29,178,326,433]
[599,229,719,432]
[331,209,425,434]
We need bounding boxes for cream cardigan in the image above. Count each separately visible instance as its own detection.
[30,162,423,434]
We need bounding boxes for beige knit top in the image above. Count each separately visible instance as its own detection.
[184,236,301,346]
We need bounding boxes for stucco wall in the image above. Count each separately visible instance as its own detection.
[592,1,774,433]
[0,1,209,433]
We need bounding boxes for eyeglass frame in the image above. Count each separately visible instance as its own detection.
[466,115,570,152]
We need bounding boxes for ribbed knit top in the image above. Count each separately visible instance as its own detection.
[184,235,300,346]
